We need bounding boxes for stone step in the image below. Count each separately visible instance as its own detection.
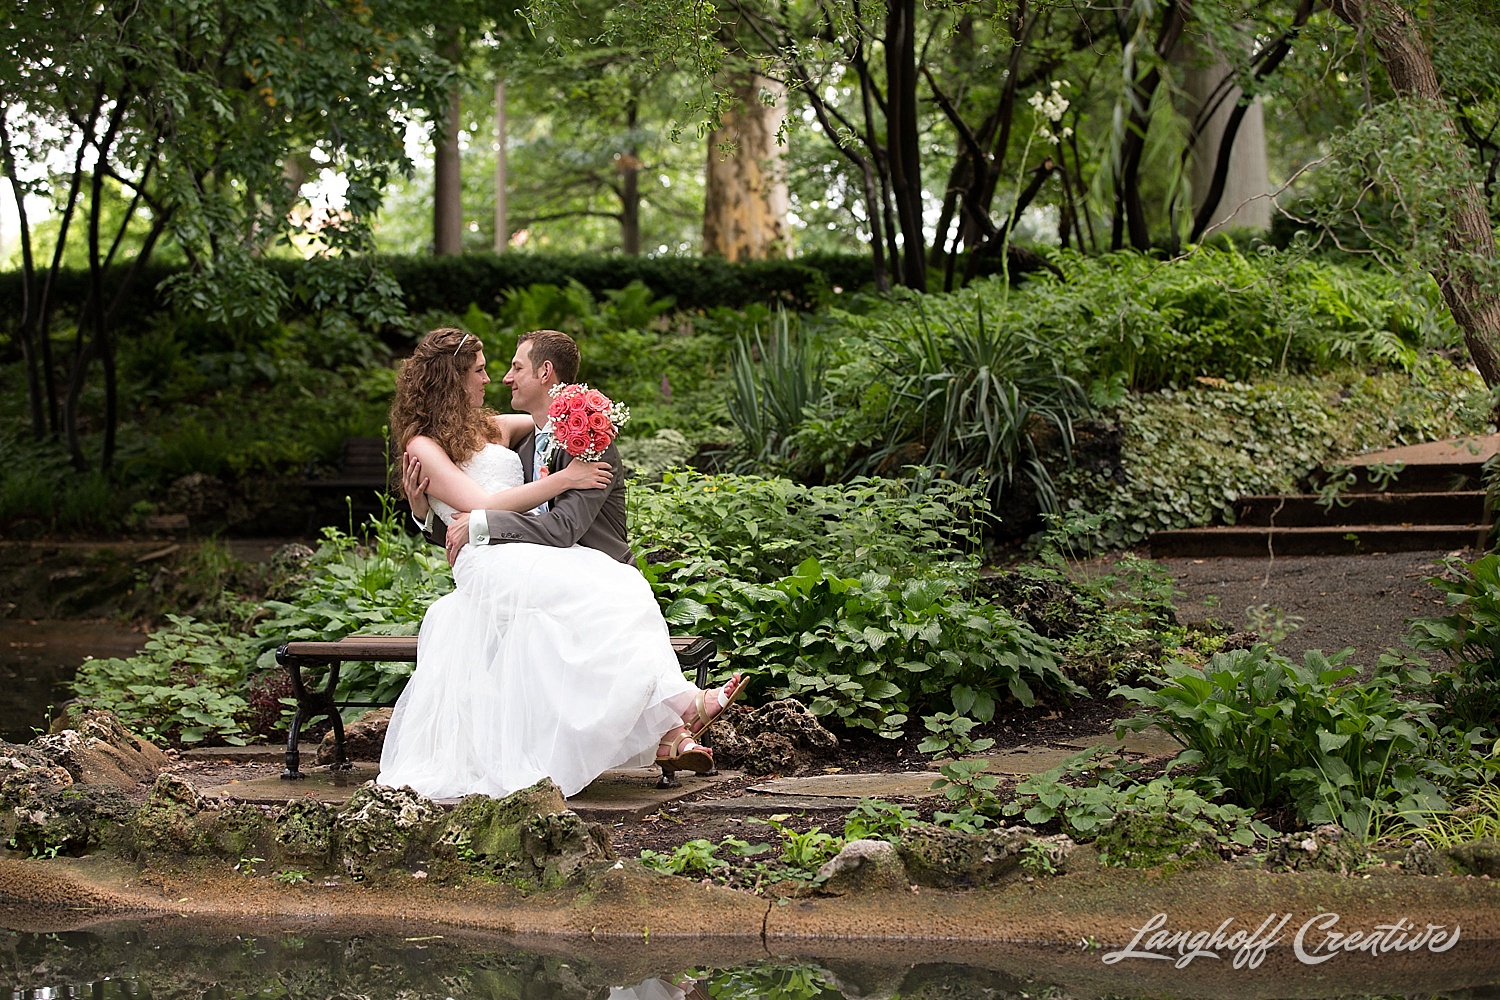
[1230,491,1487,528]
[1149,523,1488,559]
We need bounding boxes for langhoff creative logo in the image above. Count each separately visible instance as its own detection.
[1099,913,1461,969]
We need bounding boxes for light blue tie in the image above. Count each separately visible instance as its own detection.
[533,427,552,513]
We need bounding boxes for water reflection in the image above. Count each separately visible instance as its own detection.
[0,619,144,743]
[2,919,1497,1000]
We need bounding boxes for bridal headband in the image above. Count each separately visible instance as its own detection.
[453,333,471,356]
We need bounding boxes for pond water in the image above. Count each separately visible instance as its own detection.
[0,619,144,743]
[3,916,1498,1000]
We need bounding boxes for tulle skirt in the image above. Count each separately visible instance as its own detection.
[377,541,694,799]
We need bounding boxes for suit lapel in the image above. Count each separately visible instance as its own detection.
[517,428,536,483]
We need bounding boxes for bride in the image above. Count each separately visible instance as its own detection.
[378,327,738,799]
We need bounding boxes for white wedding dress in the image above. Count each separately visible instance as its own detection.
[377,442,694,799]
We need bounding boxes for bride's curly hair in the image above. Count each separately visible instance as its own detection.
[390,328,499,479]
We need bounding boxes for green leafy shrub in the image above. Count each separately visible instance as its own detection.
[1054,359,1487,550]
[1405,553,1500,735]
[840,798,919,841]
[1115,646,1448,830]
[657,556,1077,733]
[72,615,260,745]
[253,508,452,707]
[726,310,825,472]
[630,469,988,583]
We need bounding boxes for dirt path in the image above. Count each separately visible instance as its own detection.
[1160,548,1466,667]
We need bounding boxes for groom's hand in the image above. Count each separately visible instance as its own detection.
[445,512,469,566]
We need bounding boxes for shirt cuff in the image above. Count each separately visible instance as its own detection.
[413,508,434,534]
[469,509,490,546]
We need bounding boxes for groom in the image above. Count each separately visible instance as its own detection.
[405,328,632,566]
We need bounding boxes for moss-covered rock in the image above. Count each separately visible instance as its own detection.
[1446,838,1500,878]
[521,811,613,888]
[8,785,135,857]
[335,782,445,879]
[816,839,909,895]
[129,773,213,856]
[1094,811,1216,869]
[895,823,1041,888]
[1265,824,1368,874]
[204,803,276,860]
[275,799,338,865]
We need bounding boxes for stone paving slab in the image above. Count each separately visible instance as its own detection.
[977,745,1087,774]
[1056,725,1182,757]
[566,767,739,823]
[180,744,317,764]
[201,762,736,822]
[748,771,943,799]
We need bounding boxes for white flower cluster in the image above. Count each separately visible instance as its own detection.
[1028,80,1073,145]
[608,399,631,430]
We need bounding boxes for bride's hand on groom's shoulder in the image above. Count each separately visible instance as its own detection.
[557,459,613,490]
[401,452,431,520]
[445,513,469,566]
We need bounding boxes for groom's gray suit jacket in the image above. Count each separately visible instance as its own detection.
[424,428,633,565]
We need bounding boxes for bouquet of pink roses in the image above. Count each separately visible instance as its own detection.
[546,383,630,462]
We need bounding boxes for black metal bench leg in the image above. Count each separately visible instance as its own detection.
[282,708,306,780]
[655,760,680,789]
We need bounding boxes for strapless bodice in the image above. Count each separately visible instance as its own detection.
[431,443,525,525]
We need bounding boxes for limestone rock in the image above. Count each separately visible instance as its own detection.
[275,799,338,864]
[1265,824,1368,874]
[1401,839,1454,876]
[435,779,569,866]
[521,811,614,886]
[35,710,168,787]
[8,786,135,857]
[1447,838,1500,878]
[204,803,276,860]
[336,781,444,878]
[0,742,74,808]
[129,773,212,855]
[740,733,797,777]
[165,473,231,524]
[704,699,838,776]
[816,838,909,895]
[896,822,1040,888]
[317,708,392,765]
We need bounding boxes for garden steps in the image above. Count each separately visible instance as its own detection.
[1149,434,1499,559]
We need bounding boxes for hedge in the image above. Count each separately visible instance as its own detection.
[0,251,878,337]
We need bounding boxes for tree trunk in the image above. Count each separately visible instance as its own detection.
[619,101,642,256]
[1178,33,1271,239]
[493,80,508,253]
[1113,1,1188,250]
[884,0,926,289]
[1327,0,1500,387]
[703,72,791,260]
[432,34,463,256]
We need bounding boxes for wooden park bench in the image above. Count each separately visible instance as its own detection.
[275,633,719,787]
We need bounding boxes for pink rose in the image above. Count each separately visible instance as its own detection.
[585,389,609,411]
[567,431,591,456]
[564,410,588,435]
[587,410,611,432]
